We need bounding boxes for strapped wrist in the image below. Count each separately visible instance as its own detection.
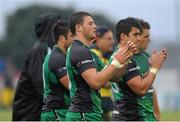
[111,59,125,69]
[150,68,159,75]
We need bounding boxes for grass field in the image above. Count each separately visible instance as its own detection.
[0,109,12,121]
[0,109,180,121]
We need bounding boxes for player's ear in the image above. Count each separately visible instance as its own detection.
[75,24,82,33]
[120,33,128,46]
[58,35,65,42]
[120,33,128,41]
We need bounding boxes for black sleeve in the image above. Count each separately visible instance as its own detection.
[27,41,48,97]
[124,59,141,82]
[71,47,96,74]
[49,53,67,79]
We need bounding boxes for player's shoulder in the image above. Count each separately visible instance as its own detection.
[32,41,48,51]
[71,40,91,54]
[48,51,66,71]
[28,41,48,56]
[50,49,65,64]
[26,41,48,60]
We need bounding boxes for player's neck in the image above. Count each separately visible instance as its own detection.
[75,34,90,46]
[57,43,66,54]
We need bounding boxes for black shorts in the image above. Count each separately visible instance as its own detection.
[111,110,141,121]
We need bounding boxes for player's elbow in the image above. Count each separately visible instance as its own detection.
[132,86,147,96]
[137,85,149,96]
[135,90,146,96]
[128,79,147,96]
[92,83,100,90]
[131,85,146,96]
[89,80,100,90]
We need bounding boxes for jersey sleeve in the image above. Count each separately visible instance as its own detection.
[27,42,47,97]
[123,59,141,82]
[71,47,96,74]
[49,53,67,79]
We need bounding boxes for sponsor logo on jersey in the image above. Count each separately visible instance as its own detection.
[58,67,67,72]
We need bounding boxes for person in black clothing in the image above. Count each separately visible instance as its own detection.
[12,13,61,121]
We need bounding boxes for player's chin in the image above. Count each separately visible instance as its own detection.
[92,33,96,38]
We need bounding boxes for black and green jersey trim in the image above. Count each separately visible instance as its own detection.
[66,40,103,114]
[42,46,70,111]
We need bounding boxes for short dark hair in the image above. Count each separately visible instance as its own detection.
[115,17,142,42]
[34,13,61,48]
[137,18,151,29]
[69,11,92,35]
[96,26,112,38]
[52,20,69,44]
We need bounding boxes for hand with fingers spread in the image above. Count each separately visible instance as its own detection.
[160,49,168,61]
[114,41,137,64]
[110,41,137,69]
[149,49,168,70]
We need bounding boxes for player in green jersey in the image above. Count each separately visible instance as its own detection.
[41,20,73,121]
[136,18,161,121]
[110,17,167,121]
[66,12,136,121]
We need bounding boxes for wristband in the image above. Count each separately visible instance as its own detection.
[111,59,125,69]
[150,68,158,75]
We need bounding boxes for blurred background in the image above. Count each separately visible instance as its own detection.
[0,0,180,120]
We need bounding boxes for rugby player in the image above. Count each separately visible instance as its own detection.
[66,12,136,121]
[136,18,161,121]
[41,20,73,121]
[110,17,167,121]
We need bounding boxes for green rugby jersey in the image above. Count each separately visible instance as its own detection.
[66,40,105,115]
[110,47,155,121]
[110,47,141,120]
[133,51,156,121]
[42,46,70,111]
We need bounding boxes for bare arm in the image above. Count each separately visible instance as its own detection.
[127,72,156,96]
[127,50,167,96]
[81,64,118,90]
[81,43,137,89]
[59,75,69,90]
[111,65,127,82]
[153,89,160,121]
[110,41,137,82]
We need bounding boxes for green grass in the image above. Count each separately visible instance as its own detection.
[0,109,180,121]
[161,111,180,121]
[0,109,12,121]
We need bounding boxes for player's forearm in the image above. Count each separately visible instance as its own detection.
[63,82,69,90]
[59,76,69,90]
[128,70,158,96]
[139,72,156,95]
[154,107,161,121]
[110,65,126,82]
[153,90,161,121]
[95,64,118,89]
[88,58,126,89]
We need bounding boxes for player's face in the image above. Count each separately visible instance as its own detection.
[82,16,97,40]
[65,31,73,49]
[126,27,141,53]
[98,30,115,52]
[140,29,150,50]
